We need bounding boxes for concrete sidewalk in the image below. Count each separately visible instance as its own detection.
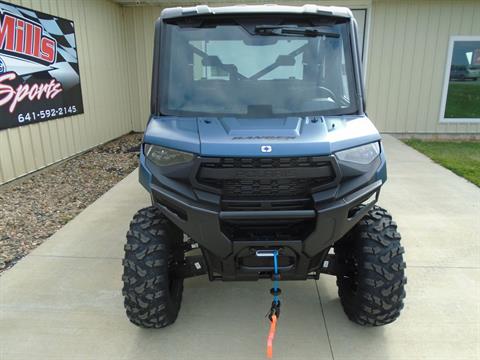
[1,135,479,360]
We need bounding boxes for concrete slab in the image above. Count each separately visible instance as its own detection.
[378,135,480,268]
[0,255,331,360]
[1,135,479,360]
[31,172,150,259]
[317,267,480,360]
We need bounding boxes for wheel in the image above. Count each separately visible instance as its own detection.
[122,206,184,328]
[334,206,406,326]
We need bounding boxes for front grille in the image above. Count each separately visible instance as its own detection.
[201,156,329,169]
[196,156,335,202]
[222,178,315,198]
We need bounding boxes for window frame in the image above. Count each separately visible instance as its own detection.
[439,35,480,124]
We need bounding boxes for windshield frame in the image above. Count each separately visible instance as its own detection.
[155,15,362,118]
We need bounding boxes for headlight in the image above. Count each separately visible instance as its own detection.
[145,144,194,167]
[335,142,380,165]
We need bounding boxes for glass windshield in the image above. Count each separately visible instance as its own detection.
[160,18,358,117]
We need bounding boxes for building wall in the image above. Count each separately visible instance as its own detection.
[366,0,480,134]
[0,0,134,184]
[123,0,480,134]
[123,5,160,132]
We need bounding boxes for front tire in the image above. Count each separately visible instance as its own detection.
[122,206,184,328]
[334,206,406,326]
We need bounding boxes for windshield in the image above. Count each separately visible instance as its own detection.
[159,17,358,117]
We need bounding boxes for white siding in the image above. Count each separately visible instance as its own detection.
[0,0,134,184]
[366,0,480,134]
[123,5,160,132]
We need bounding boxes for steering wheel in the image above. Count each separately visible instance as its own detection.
[317,86,339,104]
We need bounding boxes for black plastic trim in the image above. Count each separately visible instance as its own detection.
[198,165,332,180]
[192,155,341,196]
[219,210,316,220]
[150,176,382,281]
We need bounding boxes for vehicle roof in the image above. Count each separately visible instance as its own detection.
[160,4,353,20]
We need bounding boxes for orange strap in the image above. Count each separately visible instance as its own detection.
[266,314,277,358]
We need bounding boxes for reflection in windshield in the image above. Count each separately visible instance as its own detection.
[162,21,357,117]
[191,39,307,80]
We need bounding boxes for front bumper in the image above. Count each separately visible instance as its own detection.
[139,151,386,280]
[152,179,381,280]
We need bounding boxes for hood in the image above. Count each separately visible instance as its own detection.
[144,116,381,156]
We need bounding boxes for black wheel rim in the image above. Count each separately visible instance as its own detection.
[342,254,360,295]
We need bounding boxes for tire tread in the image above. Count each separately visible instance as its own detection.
[122,206,183,328]
[335,206,406,326]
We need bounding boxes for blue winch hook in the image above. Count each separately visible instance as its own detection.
[272,250,280,305]
[255,249,282,319]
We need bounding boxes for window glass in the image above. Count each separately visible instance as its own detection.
[443,39,480,120]
[192,39,307,80]
[162,20,358,118]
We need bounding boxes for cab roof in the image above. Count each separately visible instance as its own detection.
[160,4,353,20]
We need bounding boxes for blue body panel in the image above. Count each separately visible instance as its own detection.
[140,114,387,190]
[143,117,200,154]
[144,115,381,156]
[139,150,152,191]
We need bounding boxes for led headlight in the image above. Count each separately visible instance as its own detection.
[335,142,380,165]
[144,144,194,167]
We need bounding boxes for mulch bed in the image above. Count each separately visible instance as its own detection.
[0,132,142,273]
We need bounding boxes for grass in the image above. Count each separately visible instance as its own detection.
[403,139,480,187]
[444,81,480,118]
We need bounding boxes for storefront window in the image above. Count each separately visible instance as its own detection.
[440,36,480,122]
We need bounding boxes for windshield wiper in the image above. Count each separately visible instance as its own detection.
[254,25,340,38]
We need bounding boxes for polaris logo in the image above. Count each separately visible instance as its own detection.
[261,145,272,153]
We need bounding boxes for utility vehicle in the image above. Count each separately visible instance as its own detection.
[122,4,406,329]
[450,65,480,81]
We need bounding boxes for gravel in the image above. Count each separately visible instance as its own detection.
[0,132,142,273]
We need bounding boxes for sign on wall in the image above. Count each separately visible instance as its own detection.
[0,1,83,130]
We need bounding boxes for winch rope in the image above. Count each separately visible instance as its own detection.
[266,250,281,359]
[266,314,277,358]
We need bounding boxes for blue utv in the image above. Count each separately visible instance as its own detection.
[122,4,406,329]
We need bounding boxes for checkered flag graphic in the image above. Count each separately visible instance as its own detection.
[0,2,80,89]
